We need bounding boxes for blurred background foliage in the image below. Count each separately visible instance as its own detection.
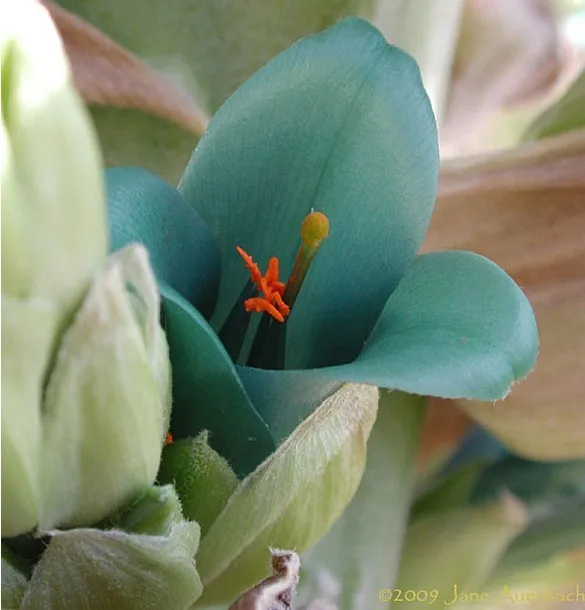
[48,0,585,178]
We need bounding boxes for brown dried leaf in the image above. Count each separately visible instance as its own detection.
[423,130,585,459]
[43,0,208,135]
[229,550,300,610]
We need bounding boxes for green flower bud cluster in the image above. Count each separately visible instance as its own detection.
[1,1,171,537]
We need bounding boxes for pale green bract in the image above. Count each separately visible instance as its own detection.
[196,383,379,606]
[1,0,171,536]
[20,523,202,610]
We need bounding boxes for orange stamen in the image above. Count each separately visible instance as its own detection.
[237,247,291,323]
[244,297,285,323]
[265,257,279,285]
[273,292,290,317]
[259,277,274,301]
[237,246,262,284]
[165,432,173,446]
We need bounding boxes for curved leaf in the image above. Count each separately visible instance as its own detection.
[111,485,183,537]
[524,70,585,141]
[92,106,198,184]
[397,494,528,606]
[179,18,439,369]
[21,523,202,610]
[489,504,585,583]
[195,383,379,606]
[2,545,29,609]
[157,432,238,536]
[58,0,373,115]
[44,1,208,134]
[470,457,585,519]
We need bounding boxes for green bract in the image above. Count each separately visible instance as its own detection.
[196,383,379,605]
[1,1,171,536]
[20,523,202,609]
[108,18,538,478]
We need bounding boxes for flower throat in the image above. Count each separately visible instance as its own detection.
[218,212,329,370]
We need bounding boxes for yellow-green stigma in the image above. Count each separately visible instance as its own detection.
[283,211,330,309]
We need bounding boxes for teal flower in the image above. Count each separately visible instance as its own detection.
[107,18,538,477]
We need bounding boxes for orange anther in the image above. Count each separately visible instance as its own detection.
[237,246,262,284]
[259,277,273,301]
[237,246,291,323]
[165,432,173,446]
[265,257,279,285]
[273,292,290,317]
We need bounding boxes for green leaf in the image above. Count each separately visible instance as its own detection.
[325,251,538,400]
[412,461,486,520]
[470,457,585,519]
[298,391,425,609]
[111,485,183,537]
[92,106,199,184]
[179,18,439,369]
[489,503,585,582]
[157,432,238,536]
[523,70,585,141]
[161,284,275,477]
[487,555,585,605]
[60,0,372,116]
[1,545,29,609]
[40,246,168,530]
[106,166,220,319]
[195,383,379,607]
[21,523,202,610]
[396,494,529,607]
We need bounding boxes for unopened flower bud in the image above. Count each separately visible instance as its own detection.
[39,245,171,530]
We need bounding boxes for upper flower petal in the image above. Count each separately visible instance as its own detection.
[179,17,439,369]
[107,167,220,318]
[327,250,539,399]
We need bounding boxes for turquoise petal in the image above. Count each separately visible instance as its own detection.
[161,284,275,476]
[107,167,219,318]
[237,366,341,442]
[235,251,537,442]
[327,251,539,399]
[179,18,439,369]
